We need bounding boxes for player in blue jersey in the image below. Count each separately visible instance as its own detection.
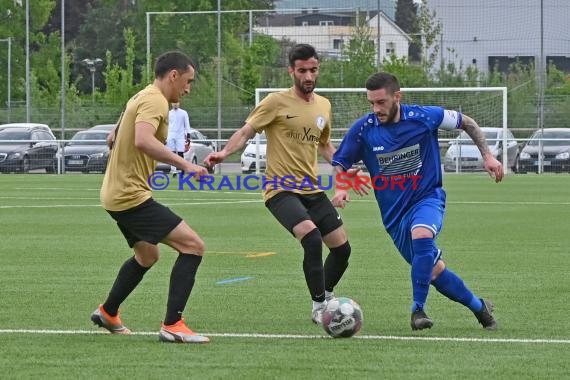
[331,72,502,331]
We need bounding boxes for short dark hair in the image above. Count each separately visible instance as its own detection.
[365,72,401,94]
[154,51,195,78]
[288,44,319,67]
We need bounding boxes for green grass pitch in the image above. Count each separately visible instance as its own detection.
[0,173,569,379]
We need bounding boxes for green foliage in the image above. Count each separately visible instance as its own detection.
[381,55,429,87]
[237,34,281,103]
[395,0,421,62]
[0,1,568,131]
[102,29,140,106]
[546,62,570,94]
[0,0,56,102]
[239,50,261,104]
[416,0,442,76]
[335,23,377,87]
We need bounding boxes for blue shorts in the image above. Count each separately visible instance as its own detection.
[388,198,445,264]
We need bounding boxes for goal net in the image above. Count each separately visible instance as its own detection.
[256,87,508,173]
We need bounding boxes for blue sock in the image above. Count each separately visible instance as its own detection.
[410,238,436,312]
[431,268,483,312]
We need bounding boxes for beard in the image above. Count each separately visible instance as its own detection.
[378,102,399,124]
[294,77,316,94]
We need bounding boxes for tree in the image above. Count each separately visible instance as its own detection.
[239,34,280,104]
[395,0,421,62]
[102,28,139,106]
[415,0,442,79]
[381,55,429,87]
[43,0,96,38]
[0,0,55,103]
[340,22,376,87]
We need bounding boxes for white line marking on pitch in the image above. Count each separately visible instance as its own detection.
[0,200,262,209]
[0,329,568,344]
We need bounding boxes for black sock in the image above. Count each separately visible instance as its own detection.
[177,151,185,175]
[164,253,202,325]
[301,228,325,302]
[103,256,150,316]
[324,241,351,292]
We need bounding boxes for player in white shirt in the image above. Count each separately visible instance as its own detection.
[166,102,191,176]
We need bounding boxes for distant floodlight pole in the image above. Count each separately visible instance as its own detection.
[0,38,11,122]
[25,0,30,122]
[81,58,103,104]
[377,0,381,67]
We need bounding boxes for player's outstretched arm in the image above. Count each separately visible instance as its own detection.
[204,124,256,167]
[459,115,504,183]
[134,122,207,178]
[331,165,370,208]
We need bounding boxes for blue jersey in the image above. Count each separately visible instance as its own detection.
[332,104,462,232]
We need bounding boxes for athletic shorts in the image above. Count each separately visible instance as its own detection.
[388,197,445,265]
[265,191,342,236]
[106,198,182,248]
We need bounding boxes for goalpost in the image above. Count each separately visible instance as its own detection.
[255,87,508,174]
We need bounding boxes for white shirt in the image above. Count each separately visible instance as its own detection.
[166,107,191,152]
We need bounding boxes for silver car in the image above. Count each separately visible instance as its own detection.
[241,133,267,174]
[88,124,116,132]
[156,128,216,174]
[443,127,519,173]
[516,128,570,173]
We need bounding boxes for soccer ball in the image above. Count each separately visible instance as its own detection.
[322,297,363,338]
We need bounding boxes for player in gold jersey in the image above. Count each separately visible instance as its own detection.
[205,44,354,324]
[92,51,210,343]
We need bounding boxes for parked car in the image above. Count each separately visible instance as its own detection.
[0,127,59,173]
[63,130,110,173]
[516,128,570,173]
[443,127,518,172]
[88,124,116,132]
[241,133,267,173]
[0,123,56,138]
[156,128,216,174]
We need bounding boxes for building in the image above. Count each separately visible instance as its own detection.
[254,10,411,64]
[426,0,570,74]
[273,0,396,20]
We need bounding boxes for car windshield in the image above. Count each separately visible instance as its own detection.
[91,125,114,131]
[69,132,108,145]
[0,130,31,143]
[527,131,570,146]
[456,130,498,145]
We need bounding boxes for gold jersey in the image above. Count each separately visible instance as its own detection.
[246,88,332,201]
[100,84,169,211]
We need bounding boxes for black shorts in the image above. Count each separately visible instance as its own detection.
[106,198,182,248]
[265,191,343,236]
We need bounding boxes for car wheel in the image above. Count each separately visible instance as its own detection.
[21,156,30,173]
[45,160,56,173]
[192,156,198,165]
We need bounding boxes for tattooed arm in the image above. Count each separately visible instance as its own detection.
[459,115,504,183]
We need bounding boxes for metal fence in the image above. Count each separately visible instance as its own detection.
[1,133,568,176]
[0,1,569,175]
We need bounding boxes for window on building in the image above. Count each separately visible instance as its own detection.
[319,20,334,26]
[386,42,395,55]
[547,56,570,73]
[301,21,309,26]
[488,56,535,74]
[333,39,344,50]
